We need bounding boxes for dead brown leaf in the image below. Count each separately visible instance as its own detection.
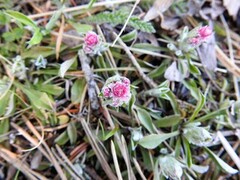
[144,0,175,22]
[223,0,240,20]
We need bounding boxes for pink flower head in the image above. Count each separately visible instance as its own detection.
[101,76,131,107]
[112,82,129,97]
[198,26,212,40]
[84,31,99,47]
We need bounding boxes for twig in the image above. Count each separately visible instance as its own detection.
[112,32,157,88]
[28,0,136,19]
[111,0,140,46]
[78,50,99,110]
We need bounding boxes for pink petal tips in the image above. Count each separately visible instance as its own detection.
[100,75,131,107]
[189,25,213,46]
[84,31,99,47]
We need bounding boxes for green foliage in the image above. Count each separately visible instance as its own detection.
[84,8,156,33]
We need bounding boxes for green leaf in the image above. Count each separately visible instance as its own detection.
[5,10,37,29]
[0,91,10,116]
[59,58,75,78]
[2,28,24,42]
[0,118,9,135]
[0,118,9,142]
[27,28,43,48]
[133,43,162,52]
[55,131,69,145]
[67,122,77,145]
[101,127,119,141]
[195,108,227,123]
[88,0,97,8]
[85,9,155,33]
[136,108,155,133]
[182,137,192,167]
[154,114,181,127]
[34,84,64,96]
[138,131,179,149]
[121,30,137,42]
[22,46,55,59]
[204,147,238,174]
[183,79,199,100]
[14,82,53,110]
[68,21,93,33]
[71,78,86,104]
[188,59,201,75]
[189,90,205,121]
[46,6,64,31]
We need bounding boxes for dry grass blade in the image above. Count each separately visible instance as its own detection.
[28,0,136,19]
[80,117,117,180]
[113,32,157,88]
[133,158,147,180]
[55,144,84,179]
[0,146,47,180]
[217,131,240,170]
[120,135,136,180]
[51,147,81,180]
[215,45,240,77]
[111,140,123,180]
[21,116,67,180]
[56,15,65,60]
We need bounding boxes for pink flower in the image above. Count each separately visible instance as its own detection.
[102,87,112,97]
[122,77,130,85]
[198,26,212,40]
[190,37,201,46]
[112,82,129,97]
[100,76,131,107]
[84,31,99,47]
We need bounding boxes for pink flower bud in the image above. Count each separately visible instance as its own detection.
[84,31,99,47]
[122,77,130,85]
[198,26,212,40]
[83,45,93,54]
[102,87,112,97]
[190,37,201,46]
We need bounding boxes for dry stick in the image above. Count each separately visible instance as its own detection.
[78,50,100,110]
[28,0,136,19]
[112,32,157,88]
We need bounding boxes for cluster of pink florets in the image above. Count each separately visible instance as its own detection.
[189,26,213,46]
[100,75,131,107]
[83,31,100,54]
